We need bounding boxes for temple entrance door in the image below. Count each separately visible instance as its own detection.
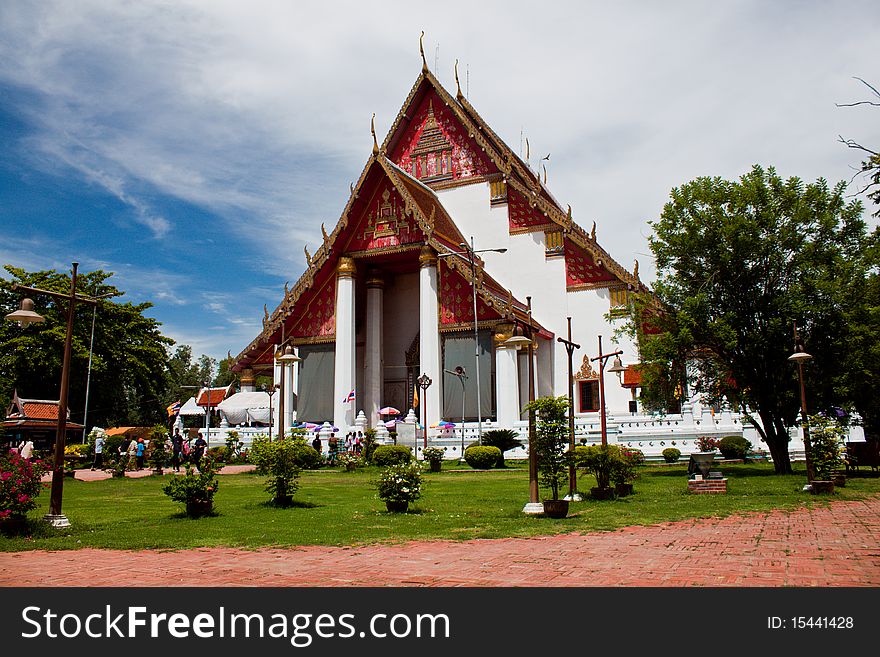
[383,333,419,418]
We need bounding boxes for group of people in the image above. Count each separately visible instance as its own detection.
[310,431,367,465]
[109,430,209,473]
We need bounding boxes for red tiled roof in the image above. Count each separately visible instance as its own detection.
[623,366,643,389]
[21,402,60,420]
[197,387,230,407]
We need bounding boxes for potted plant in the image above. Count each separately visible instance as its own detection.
[162,458,220,517]
[808,414,846,494]
[611,447,644,496]
[525,396,571,518]
[336,452,361,472]
[576,444,621,500]
[690,436,719,478]
[422,446,445,473]
[376,461,423,513]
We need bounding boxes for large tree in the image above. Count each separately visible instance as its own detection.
[625,165,876,474]
[0,266,174,429]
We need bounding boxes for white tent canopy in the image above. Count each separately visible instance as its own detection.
[217,391,277,425]
[177,396,204,417]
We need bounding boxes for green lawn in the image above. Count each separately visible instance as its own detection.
[2,462,878,551]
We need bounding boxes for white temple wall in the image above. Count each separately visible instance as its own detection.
[436,182,642,418]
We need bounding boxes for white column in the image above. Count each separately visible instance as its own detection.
[333,256,357,432]
[364,273,384,428]
[419,246,441,432]
[283,357,295,428]
[273,349,282,434]
[494,328,519,429]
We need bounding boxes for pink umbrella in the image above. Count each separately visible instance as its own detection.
[377,406,401,415]
[384,420,399,428]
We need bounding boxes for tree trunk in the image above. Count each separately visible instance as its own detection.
[758,409,793,474]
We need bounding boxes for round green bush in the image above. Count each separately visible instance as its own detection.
[464,445,502,469]
[718,436,752,460]
[662,447,681,463]
[372,445,413,466]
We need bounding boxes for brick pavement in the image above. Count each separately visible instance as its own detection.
[1,497,878,587]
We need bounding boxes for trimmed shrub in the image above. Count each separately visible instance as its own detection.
[464,445,502,470]
[662,447,681,463]
[372,445,413,466]
[718,436,752,460]
[480,429,523,467]
[249,435,318,505]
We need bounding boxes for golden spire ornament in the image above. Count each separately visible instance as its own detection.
[454,59,463,99]
[419,31,427,72]
[371,113,378,155]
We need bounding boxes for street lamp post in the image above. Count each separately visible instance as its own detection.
[505,296,542,514]
[262,383,279,441]
[788,321,816,483]
[438,238,507,445]
[276,344,301,441]
[417,374,432,451]
[82,289,117,443]
[5,262,99,528]
[444,366,467,459]
[591,335,625,448]
[557,317,581,501]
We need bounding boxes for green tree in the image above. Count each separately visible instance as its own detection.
[525,395,570,500]
[624,166,875,474]
[0,266,174,428]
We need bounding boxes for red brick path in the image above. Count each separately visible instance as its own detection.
[2,498,878,587]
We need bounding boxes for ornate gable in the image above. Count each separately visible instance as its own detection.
[439,258,503,326]
[565,239,618,290]
[508,186,554,234]
[343,182,425,254]
[390,89,494,187]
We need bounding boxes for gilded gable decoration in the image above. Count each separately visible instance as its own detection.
[576,355,599,380]
[365,188,402,240]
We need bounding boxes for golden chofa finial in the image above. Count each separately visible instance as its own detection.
[633,259,640,279]
[590,221,597,240]
[454,59,462,99]
[419,31,427,72]
[371,113,378,155]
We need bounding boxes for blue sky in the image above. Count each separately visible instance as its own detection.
[1,0,878,363]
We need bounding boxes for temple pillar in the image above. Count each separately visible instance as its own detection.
[283,354,295,429]
[333,256,357,432]
[240,368,256,393]
[419,246,441,433]
[364,273,384,429]
[494,324,519,429]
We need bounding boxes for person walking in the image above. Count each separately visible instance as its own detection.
[92,434,105,470]
[193,433,207,467]
[135,437,146,470]
[118,436,131,471]
[127,437,138,471]
[328,433,338,465]
[171,430,184,472]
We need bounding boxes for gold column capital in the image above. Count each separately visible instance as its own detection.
[419,245,438,268]
[365,271,385,289]
[337,255,357,278]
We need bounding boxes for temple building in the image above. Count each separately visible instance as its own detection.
[232,58,652,441]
